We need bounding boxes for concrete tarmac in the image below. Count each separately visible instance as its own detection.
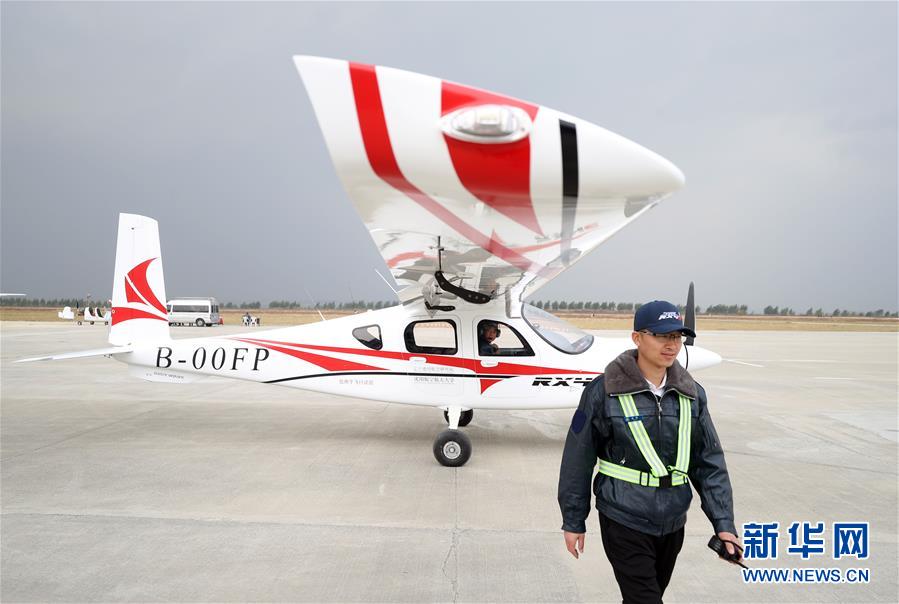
[2,322,896,602]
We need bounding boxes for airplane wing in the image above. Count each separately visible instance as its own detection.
[294,56,684,303]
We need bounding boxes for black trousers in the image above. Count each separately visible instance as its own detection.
[599,513,685,604]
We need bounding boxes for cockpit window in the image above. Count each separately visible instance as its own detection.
[477,320,534,357]
[521,304,594,354]
[404,320,458,355]
[353,325,383,350]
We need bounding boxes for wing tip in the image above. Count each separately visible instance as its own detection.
[15,356,50,364]
[292,55,344,71]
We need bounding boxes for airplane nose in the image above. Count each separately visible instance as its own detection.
[680,345,722,371]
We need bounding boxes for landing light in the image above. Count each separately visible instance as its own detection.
[441,104,531,144]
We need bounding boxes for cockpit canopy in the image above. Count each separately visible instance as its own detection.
[522,304,594,354]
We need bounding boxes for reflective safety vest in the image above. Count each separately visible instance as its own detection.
[597,393,692,488]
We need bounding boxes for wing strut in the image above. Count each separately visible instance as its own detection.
[434,237,491,305]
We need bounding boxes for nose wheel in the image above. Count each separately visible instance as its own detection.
[434,406,474,467]
[433,429,472,467]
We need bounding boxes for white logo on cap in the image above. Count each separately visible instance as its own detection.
[658,311,680,320]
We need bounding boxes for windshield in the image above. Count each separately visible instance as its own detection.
[522,304,594,354]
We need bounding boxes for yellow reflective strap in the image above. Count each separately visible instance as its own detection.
[618,395,665,476]
[674,395,691,474]
[618,395,668,477]
[602,392,692,488]
[597,459,641,483]
[597,458,690,488]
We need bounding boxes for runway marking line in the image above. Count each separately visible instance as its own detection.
[724,359,765,368]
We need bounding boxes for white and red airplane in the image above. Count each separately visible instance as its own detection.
[20,56,720,466]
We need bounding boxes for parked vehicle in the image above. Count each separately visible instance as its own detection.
[78,307,109,326]
[167,297,220,327]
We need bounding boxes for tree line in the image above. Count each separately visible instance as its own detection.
[2,297,896,318]
[1,298,96,308]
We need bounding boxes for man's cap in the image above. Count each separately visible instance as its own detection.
[634,300,696,338]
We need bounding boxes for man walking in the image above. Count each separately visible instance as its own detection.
[558,300,740,603]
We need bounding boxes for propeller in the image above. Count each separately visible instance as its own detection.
[685,282,696,346]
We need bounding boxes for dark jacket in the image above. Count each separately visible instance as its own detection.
[558,349,735,536]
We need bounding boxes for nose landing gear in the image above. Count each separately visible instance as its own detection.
[433,406,473,467]
[443,408,473,427]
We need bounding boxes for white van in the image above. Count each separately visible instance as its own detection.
[167,297,221,327]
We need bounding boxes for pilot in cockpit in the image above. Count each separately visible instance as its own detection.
[478,321,501,356]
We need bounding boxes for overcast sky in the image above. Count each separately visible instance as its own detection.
[2,2,896,312]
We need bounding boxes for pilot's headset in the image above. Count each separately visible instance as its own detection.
[479,321,502,339]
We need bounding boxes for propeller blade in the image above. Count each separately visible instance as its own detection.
[685,282,696,346]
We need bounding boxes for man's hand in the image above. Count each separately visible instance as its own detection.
[563,531,585,559]
[718,531,742,563]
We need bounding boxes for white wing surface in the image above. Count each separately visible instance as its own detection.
[294,56,684,302]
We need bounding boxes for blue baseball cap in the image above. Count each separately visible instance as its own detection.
[634,300,696,338]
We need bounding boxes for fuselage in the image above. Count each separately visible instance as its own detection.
[121,299,721,411]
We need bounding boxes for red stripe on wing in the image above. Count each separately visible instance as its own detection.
[441,81,543,236]
[386,251,426,268]
[348,62,549,277]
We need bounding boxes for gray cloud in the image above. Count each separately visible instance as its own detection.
[2,2,896,312]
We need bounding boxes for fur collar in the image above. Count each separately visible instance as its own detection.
[603,349,697,399]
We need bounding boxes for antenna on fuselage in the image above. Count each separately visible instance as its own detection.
[374,269,399,296]
[302,286,326,321]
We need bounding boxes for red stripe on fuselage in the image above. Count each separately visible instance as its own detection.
[479,378,503,393]
[348,63,548,277]
[233,338,385,372]
[235,337,595,377]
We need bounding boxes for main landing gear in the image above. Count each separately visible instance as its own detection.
[433,407,474,467]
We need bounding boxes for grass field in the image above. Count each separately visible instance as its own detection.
[2,307,896,332]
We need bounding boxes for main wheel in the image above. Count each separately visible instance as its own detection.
[195,318,206,327]
[433,429,472,467]
[443,409,474,427]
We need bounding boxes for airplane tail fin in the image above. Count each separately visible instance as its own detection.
[109,214,170,346]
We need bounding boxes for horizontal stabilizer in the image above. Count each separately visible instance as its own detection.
[16,346,133,363]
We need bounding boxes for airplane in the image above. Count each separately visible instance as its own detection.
[19,56,721,466]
